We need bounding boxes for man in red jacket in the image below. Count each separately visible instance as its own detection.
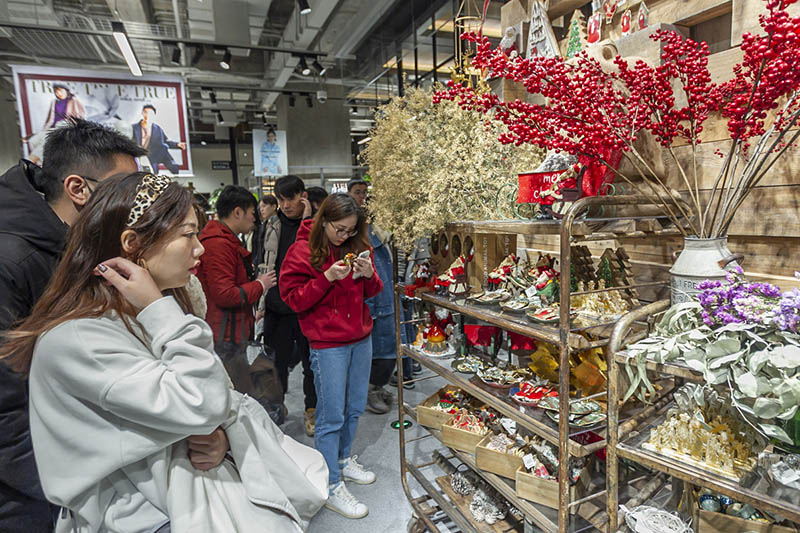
[197,185,276,360]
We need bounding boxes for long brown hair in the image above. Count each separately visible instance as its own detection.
[0,172,195,374]
[309,193,370,271]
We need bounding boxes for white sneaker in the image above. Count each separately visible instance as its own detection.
[325,483,368,519]
[341,455,376,485]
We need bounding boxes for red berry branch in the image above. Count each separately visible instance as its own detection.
[435,0,800,238]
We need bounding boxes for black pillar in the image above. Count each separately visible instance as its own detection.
[228,127,238,185]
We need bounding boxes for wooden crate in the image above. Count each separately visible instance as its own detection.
[442,422,488,455]
[515,465,590,514]
[416,386,458,431]
[696,508,799,533]
[475,434,525,480]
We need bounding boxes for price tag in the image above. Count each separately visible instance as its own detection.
[523,453,536,470]
[525,286,538,299]
[500,417,516,435]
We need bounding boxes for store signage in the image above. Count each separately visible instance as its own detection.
[12,65,192,175]
[212,160,232,170]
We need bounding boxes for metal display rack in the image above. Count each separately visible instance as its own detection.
[394,195,685,533]
[606,302,800,532]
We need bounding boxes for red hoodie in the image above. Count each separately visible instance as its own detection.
[197,219,263,344]
[279,219,383,349]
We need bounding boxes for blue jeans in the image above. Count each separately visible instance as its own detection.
[309,336,372,486]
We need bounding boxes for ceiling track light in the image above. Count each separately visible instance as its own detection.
[111,21,142,77]
[215,110,224,124]
[170,43,181,65]
[219,48,232,70]
[191,45,204,66]
[288,94,296,107]
[306,94,313,108]
[297,0,311,15]
[297,56,311,76]
[312,59,327,76]
[209,91,217,104]
[350,106,357,115]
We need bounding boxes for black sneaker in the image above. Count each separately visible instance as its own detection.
[412,362,423,376]
[390,372,416,390]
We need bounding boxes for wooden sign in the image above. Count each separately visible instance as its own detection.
[526,0,561,58]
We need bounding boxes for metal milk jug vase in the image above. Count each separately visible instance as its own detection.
[669,236,742,304]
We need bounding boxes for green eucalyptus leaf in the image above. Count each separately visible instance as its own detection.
[777,405,799,421]
[753,397,783,419]
[706,338,742,358]
[730,393,756,416]
[760,423,794,445]
[770,345,800,369]
[747,349,771,374]
[708,350,745,369]
[737,372,759,397]
[704,366,729,385]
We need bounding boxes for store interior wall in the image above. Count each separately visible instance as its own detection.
[277,84,351,178]
[0,85,23,172]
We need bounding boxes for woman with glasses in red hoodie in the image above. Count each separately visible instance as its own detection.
[279,193,383,520]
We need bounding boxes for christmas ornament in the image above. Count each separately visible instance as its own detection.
[637,2,649,30]
[565,10,588,58]
[587,11,602,44]
[621,9,632,36]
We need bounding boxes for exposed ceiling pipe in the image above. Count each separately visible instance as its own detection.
[171,0,187,67]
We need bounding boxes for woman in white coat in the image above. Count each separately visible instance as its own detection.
[1,172,327,533]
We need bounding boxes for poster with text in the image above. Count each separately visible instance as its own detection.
[252,128,288,177]
[12,65,192,175]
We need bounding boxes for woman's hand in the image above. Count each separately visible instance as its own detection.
[188,427,229,471]
[324,260,351,282]
[257,270,277,291]
[94,257,162,310]
[353,257,374,279]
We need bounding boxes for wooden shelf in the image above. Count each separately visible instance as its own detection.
[401,344,605,457]
[616,411,800,524]
[614,351,705,383]
[419,292,591,350]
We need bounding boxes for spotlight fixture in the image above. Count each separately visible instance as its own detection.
[312,59,327,76]
[200,140,207,146]
[297,56,311,76]
[262,111,269,123]
[111,21,142,77]
[350,106,357,115]
[306,94,313,108]
[297,0,311,15]
[209,91,217,104]
[191,45,204,66]
[170,44,181,65]
[219,48,232,70]
[288,94,296,107]
[215,110,223,124]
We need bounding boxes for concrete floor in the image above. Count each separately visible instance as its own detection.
[281,361,453,533]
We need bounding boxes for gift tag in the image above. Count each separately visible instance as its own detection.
[525,286,538,299]
[500,417,517,435]
[523,453,536,470]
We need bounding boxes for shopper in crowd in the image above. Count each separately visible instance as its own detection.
[306,186,328,212]
[348,178,403,414]
[0,172,327,532]
[197,185,275,354]
[259,175,316,434]
[0,119,146,533]
[252,193,277,270]
[280,193,382,519]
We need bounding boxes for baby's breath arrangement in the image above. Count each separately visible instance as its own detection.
[361,84,543,251]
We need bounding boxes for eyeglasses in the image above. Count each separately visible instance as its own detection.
[331,223,357,238]
[80,176,99,193]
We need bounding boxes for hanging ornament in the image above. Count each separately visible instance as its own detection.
[526,0,561,58]
[603,0,618,23]
[587,11,602,44]
[637,2,650,31]
[565,10,588,58]
[621,9,633,36]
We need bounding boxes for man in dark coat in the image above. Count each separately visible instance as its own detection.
[0,119,144,532]
[132,104,186,174]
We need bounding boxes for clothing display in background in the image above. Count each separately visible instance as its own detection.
[253,129,288,177]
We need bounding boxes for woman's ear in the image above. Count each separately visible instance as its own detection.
[120,229,139,254]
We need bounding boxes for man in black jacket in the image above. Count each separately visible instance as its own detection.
[257,175,316,436]
[0,119,145,532]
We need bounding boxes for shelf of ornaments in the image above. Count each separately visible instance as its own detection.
[401,342,676,459]
[444,215,682,242]
[404,405,613,533]
[614,403,800,525]
[417,291,650,352]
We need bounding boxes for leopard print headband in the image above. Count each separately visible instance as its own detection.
[127,174,173,226]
